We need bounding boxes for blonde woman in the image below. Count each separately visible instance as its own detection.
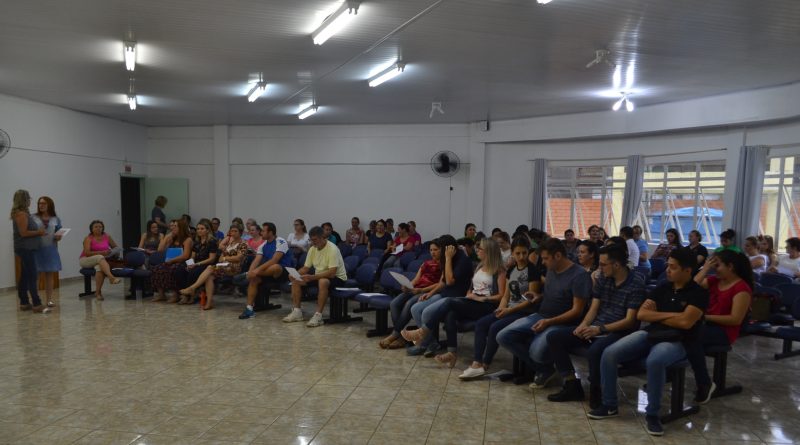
[403,237,507,368]
[32,196,63,307]
[179,223,247,309]
[11,190,49,313]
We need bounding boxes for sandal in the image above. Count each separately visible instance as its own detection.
[178,288,193,296]
[95,293,104,301]
[434,352,457,369]
[202,304,214,311]
[379,334,397,349]
[388,338,407,349]
[401,328,426,344]
[110,278,121,285]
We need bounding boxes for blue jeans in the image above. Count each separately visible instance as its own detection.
[474,311,528,365]
[496,313,559,371]
[546,327,626,386]
[390,293,419,335]
[410,294,443,346]
[685,323,730,387]
[600,330,687,416]
[15,248,42,306]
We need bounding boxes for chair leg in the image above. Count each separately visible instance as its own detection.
[79,274,94,297]
[324,296,362,324]
[254,285,282,312]
[711,352,742,398]
[774,339,800,360]
[353,302,375,313]
[661,367,700,424]
[366,308,391,337]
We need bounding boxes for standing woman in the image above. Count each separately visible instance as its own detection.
[151,195,168,234]
[11,190,49,313]
[151,219,193,303]
[32,196,63,307]
[79,220,122,300]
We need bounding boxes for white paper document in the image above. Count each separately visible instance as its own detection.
[335,287,362,292]
[393,244,404,255]
[356,293,386,297]
[55,228,70,237]
[286,267,303,281]
[185,258,195,266]
[389,271,414,289]
[215,262,230,267]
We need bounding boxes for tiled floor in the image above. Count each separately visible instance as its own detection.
[1,280,799,444]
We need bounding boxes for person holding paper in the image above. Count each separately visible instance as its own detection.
[767,237,800,280]
[151,219,193,303]
[181,223,248,310]
[239,222,292,319]
[176,220,218,305]
[382,223,415,269]
[378,239,443,349]
[138,220,164,255]
[283,226,348,327]
[78,220,122,300]
[11,189,50,313]
[32,196,63,307]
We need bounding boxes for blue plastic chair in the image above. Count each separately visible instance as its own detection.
[343,255,360,278]
[399,253,416,270]
[417,252,432,262]
[362,257,380,266]
[352,245,368,261]
[650,258,667,281]
[338,242,353,258]
[369,249,385,258]
[406,259,424,274]
[761,273,793,289]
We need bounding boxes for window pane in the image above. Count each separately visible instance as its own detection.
[761,156,800,252]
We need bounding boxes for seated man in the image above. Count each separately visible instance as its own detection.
[283,226,348,327]
[546,245,645,408]
[496,238,591,387]
[767,237,800,280]
[239,222,291,319]
[590,247,708,437]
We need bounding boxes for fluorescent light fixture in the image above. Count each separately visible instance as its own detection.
[537,0,553,4]
[124,41,136,71]
[128,94,137,110]
[612,96,625,111]
[612,94,634,112]
[298,105,318,120]
[247,81,267,102]
[625,97,635,112]
[312,1,360,45]
[368,62,405,87]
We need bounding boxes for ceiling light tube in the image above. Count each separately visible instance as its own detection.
[312,1,360,45]
[247,81,267,102]
[537,0,553,4]
[368,62,406,87]
[298,105,318,120]
[124,41,136,71]
[128,95,137,110]
[625,97,635,112]
[612,96,625,111]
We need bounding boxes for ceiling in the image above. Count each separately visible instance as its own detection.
[1,0,799,126]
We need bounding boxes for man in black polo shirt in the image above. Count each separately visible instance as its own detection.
[589,247,708,437]
[545,245,645,408]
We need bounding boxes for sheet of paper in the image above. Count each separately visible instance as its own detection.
[185,258,195,266]
[54,228,70,237]
[216,262,229,267]
[393,244,404,254]
[389,271,414,289]
[356,293,386,297]
[335,287,362,292]
[286,267,303,281]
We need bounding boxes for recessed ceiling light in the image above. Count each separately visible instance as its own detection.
[298,104,318,120]
[537,0,553,4]
[128,95,137,110]
[124,41,136,71]
[368,62,406,87]
[312,1,360,45]
[247,81,267,102]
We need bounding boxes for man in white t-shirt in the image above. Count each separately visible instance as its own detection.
[620,226,640,270]
[768,237,800,280]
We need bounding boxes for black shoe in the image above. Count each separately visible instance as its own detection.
[587,405,619,420]
[512,373,534,385]
[694,382,716,405]
[645,415,664,436]
[589,384,602,410]
[547,378,585,402]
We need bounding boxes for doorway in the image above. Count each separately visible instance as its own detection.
[120,176,143,248]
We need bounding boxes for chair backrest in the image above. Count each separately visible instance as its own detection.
[754,284,782,300]
[338,242,353,258]
[379,267,404,291]
[240,254,255,272]
[650,258,666,280]
[355,263,378,287]
[407,259,424,274]
[417,252,432,262]
[124,250,147,268]
[399,252,416,269]
[791,297,800,320]
[352,244,368,260]
[344,255,360,278]
[775,283,800,311]
[760,273,793,289]
[148,251,165,267]
[362,256,381,266]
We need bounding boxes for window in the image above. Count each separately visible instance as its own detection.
[546,165,626,239]
[760,155,800,252]
[639,161,726,247]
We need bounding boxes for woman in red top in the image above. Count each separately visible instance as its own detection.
[689,250,753,404]
[379,239,443,349]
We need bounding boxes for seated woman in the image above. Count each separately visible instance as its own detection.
[577,240,599,273]
[650,228,682,261]
[245,222,263,252]
[687,230,709,269]
[460,236,542,379]
[758,235,778,268]
[493,231,513,267]
[402,238,507,368]
[744,236,768,275]
[379,239,443,349]
[382,223,414,269]
[176,220,218,305]
[287,218,310,253]
[714,228,743,254]
[408,221,422,249]
[180,223,248,309]
[688,250,752,404]
[365,220,377,240]
[345,217,365,247]
[79,220,122,300]
[138,220,163,254]
[151,219,193,303]
[367,219,392,255]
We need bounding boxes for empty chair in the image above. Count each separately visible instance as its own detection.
[417,252,432,262]
[362,257,381,266]
[338,242,353,258]
[343,255,360,278]
[650,258,666,281]
[775,298,800,360]
[760,273,793,289]
[399,252,417,270]
[406,259,424,274]
[352,245,368,261]
[115,250,149,299]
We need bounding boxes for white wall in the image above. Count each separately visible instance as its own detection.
[146,124,471,242]
[0,94,147,289]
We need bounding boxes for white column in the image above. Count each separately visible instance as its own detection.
[212,125,231,223]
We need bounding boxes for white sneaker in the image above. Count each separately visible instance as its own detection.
[459,366,486,380]
[306,312,324,327]
[282,308,304,323]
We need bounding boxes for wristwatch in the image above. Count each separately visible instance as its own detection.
[599,325,608,334]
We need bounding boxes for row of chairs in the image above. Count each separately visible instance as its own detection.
[745,278,800,360]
